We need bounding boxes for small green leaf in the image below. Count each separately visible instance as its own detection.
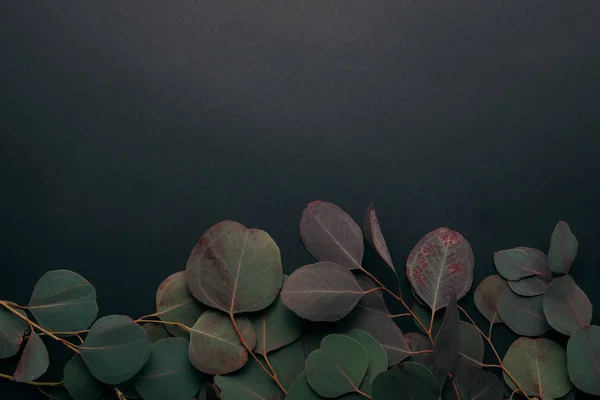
[346,330,387,385]
[306,334,368,398]
[142,323,172,343]
[286,371,322,400]
[134,338,204,400]
[433,293,459,371]
[27,270,98,332]
[13,331,49,382]
[548,221,578,274]
[214,360,282,400]
[474,275,508,323]
[543,276,592,336]
[79,315,151,385]
[156,271,205,338]
[0,307,29,359]
[497,291,550,336]
[372,361,440,400]
[64,355,105,400]
[567,325,600,395]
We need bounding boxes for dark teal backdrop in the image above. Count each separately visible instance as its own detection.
[1,1,600,399]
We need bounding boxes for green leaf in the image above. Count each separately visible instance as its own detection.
[503,337,571,398]
[548,221,578,274]
[306,334,368,397]
[27,270,98,332]
[142,323,172,343]
[13,331,49,382]
[286,371,322,400]
[406,228,474,312]
[214,360,282,400]
[269,340,307,390]
[457,321,484,367]
[474,275,508,324]
[372,361,440,400]
[543,276,592,336]
[134,338,204,400]
[188,309,255,375]
[156,271,205,338]
[404,332,445,386]
[442,363,502,400]
[0,307,29,358]
[494,248,539,281]
[346,330,387,385]
[300,201,364,270]
[115,379,141,399]
[250,276,304,355]
[508,275,552,297]
[567,325,600,395]
[64,355,106,400]
[79,315,151,385]
[412,302,443,335]
[281,262,367,322]
[185,220,283,314]
[433,293,458,371]
[364,203,395,274]
[497,291,550,336]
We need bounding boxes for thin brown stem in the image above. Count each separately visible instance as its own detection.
[355,388,372,398]
[389,313,411,318]
[450,373,461,400]
[405,349,433,355]
[114,387,127,400]
[488,313,496,340]
[0,373,62,387]
[135,319,191,331]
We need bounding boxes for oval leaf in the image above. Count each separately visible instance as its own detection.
[354,273,390,316]
[372,361,440,400]
[508,275,552,297]
[433,293,459,371]
[214,359,282,400]
[156,271,205,338]
[281,262,366,322]
[548,221,578,274]
[494,249,549,281]
[346,330,387,385]
[474,275,508,324]
[364,204,395,274]
[268,339,307,390]
[64,355,105,400]
[497,291,550,336]
[0,308,29,359]
[186,221,283,314]
[306,334,368,398]
[27,270,98,332]
[13,331,49,382]
[188,309,255,375]
[286,371,321,400]
[567,325,600,395]
[406,228,474,312]
[503,337,571,398]
[80,315,151,385]
[300,201,364,270]
[134,338,204,400]
[543,276,592,336]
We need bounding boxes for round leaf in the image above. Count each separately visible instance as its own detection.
[0,307,29,358]
[286,371,322,400]
[281,262,366,322]
[13,331,49,382]
[188,309,255,375]
[80,315,151,385]
[185,221,283,314]
[27,270,98,332]
[142,323,172,343]
[543,276,592,335]
[567,325,600,395]
[364,203,395,274]
[214,359,282,400]
[503,337,571,398]
[306,334,368,398]
[64,355,105,400]
[497,291,550,336]
[134,338,204,400]
[474,275,508,324]
[300,201,364,270]
[346,330,387,385]
[494,247,552,282]
[156,271,205,338]
[406,228,474,312]
[548,221,578,274]
[372,361,440,400]
[508,275,552,297]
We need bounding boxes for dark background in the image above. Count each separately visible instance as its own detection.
[1,1,600,398]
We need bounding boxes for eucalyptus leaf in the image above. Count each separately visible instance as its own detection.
[0,307,29,359]
[548,221,578,274]
[508,275,552,297]
[497,291,550,336]
[433,293,458,371]
[372,361,440,400]
[142,323,172,343]
[286,371,322,400]
[214,360,282,400]
[364,203,395,274]
[442,363,503,400]
[404,332,445,386]
[567,325,600,395]
[13,331,49,382]
[543,275,592,336]
[156,271,205,338]
[64,355,105,400]
[457,321,484,367]
[474,274,508,323]
[353,273,390,316]
[268,339,307,390]
[412,302,443,335]
[346,329,387,385]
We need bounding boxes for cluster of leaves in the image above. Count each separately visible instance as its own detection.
[0,201,598,400]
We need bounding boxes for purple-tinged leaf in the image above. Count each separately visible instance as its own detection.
[412,302,442,336]
[543,276,592,336]
[548,221,578,274]
[474,275,508,324]
[497,291,550,336]
[406,228,474,312]
[494,248,552,281]
[300,201,364,270]
[353,273,390,316]
[457,322,484,367]
[372,361,441,400]
[364,203,395,274]
[156,271,205,338]
[13,331,49,382]
[404,332,445,385]
[0,308,29,359]
[281,262,367,322]
[567,325,600,395]
[433,293,459,371]
[443,363,503,400]
[508,275,552,297]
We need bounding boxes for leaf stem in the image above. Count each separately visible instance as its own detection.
[389,313,411,318]
[0,373,63,387]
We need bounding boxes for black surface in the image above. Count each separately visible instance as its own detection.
[1,1,600,398]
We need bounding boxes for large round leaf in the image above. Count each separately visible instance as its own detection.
[474,275,508,324]
[79,315,151,385]
[188,309,255,375]
[503,337,571,398]
[64,355,105,400]
[548,221,578,274]
[543,276,592,336]
[300,201,364,270]
[364,203,395,274]
[156,271,205,338]
[13,331,49,382]
[497,291,550,336]
[306,334,368,398]
[567,325,600,395]
[281,262,366,322]
[0,307,29,358]
[406,228,474,312]
[372,361,440,400]
[134,338,203,400]
[185,221,283,314]
[346,330,387,385]
[27,270,98,332]
[214,360,282,400]
[286,371,322,400]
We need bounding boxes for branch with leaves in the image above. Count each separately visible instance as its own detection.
[0,201,595,400]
